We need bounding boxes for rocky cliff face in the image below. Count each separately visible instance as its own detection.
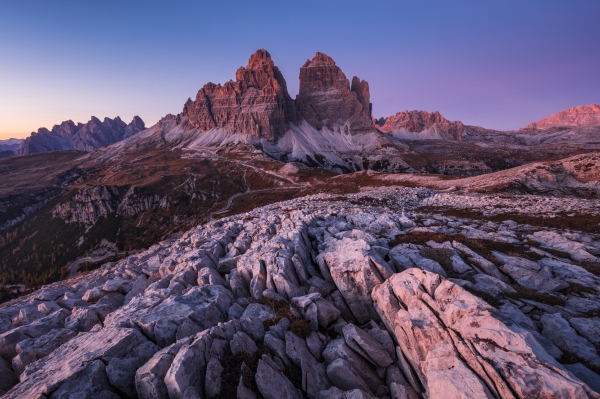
[377,110,464,140]
[182,49,299,141]
[1,187,600,398]
[17,116,145,155]
[52,185,171,226]
[525,104,600,130]
[295,52,374,134]
[182,50,374,139]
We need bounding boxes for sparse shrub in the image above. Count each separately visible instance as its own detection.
[507,285,566,307]
[284,363,303,389]
[560,282,595,296]
[263,317,279,330]
[259,297,293,319]
[416,206,600,234]
[558,349,600,375]
[419,247,458,278]
[390,230,538,265]
[257,344,270,357]
[580,261,600,277]
[289,319,312,338]
[216,348,261,398]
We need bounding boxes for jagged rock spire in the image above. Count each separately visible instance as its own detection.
[182,49,298,140]
[295,52,373,134]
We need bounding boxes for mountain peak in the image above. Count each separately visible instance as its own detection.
[182,49,298,140]
[296,53,373,133]
[525,104,600,130]
[377,110,464,140]
[303,52,337,68]
[16,115,145,155]
[245,48,273,68]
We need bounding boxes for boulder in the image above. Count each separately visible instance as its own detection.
[12,328,77,376]
[342,324,393,368]
[230,331,258,356]
[104,285,232,347]
[320,238,383,324]
[372,269,598,399]
[292,292,341,330]
[494,251,569,292]
[424,340,495,399]
[451,241,507,282]
[164,331,212,399]
[286,331,332,397]
[197,267,226,287]
[135,341,185,399]
[205,358,224,398]
[65,307,101,332]
[240,303,276,341]
[528,231,597,263]
[570,317,600,346]
[256,359,303,399]
[541,313,600,370]
[0,309,69,359]
[326,358,371,393]
[4,327,158,399]
[0,357,18,394]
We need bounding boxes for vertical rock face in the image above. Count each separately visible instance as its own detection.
[351,77,371,119]
[17,116,145,155]
[182,49,299,141]
[376,110,464,140]
[295,52,374,134]
[525,104,600,130]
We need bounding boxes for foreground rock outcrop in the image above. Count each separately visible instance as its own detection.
[1,186,600,398]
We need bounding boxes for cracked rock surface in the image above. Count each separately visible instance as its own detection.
[1,187,600,398]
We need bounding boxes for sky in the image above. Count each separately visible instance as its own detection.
[1,0,599,140]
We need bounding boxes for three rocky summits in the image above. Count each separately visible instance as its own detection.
[181,49,374,140]
[0,49,599,399]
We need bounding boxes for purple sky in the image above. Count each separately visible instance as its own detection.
[1,0,599,139]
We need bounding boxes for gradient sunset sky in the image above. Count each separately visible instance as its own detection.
[1,0,599,140]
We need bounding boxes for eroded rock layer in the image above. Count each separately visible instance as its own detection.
[1,187,600,398]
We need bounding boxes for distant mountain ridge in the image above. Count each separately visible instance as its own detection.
[0,139,23,158]
[525,104,600,130]
[376,110,464,140]
[16,116,145,156]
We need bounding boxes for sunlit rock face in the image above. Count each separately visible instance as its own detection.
[525,104,600,130]
[377,110,465,140]
[295,52,374,134]
[182,49,299,141]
